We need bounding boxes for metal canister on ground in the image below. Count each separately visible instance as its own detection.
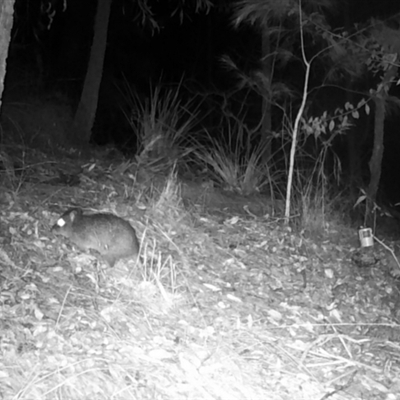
[358,227,373,247]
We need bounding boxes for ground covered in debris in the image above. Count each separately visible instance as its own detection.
[1,148,400,400]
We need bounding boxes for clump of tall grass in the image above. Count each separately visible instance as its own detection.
[193,121,276,196]
[290,141,343,235]
[123,81,199,173]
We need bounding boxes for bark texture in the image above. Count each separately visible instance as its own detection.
[0,0,15,112]
[72,0,112,146]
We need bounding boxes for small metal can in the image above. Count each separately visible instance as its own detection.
[358,227,373,247]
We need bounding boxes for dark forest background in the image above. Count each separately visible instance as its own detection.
[3,0,400,225]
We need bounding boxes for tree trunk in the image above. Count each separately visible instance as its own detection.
[365,64,398,229]
[342,0,362,199]
[260,26,272,164]
[72,0,112,146]
[0,0,15,113]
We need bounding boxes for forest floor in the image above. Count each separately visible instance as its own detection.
[1,145,400,400]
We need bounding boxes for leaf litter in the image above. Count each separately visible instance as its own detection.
[0,151,400,399]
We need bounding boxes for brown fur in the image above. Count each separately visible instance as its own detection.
[52,208,140,267]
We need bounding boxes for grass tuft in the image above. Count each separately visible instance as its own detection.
[122,81,199,174]
[193,122,274,196]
